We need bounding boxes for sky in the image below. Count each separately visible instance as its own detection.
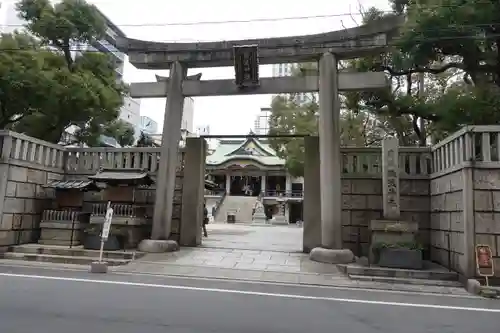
[2,0,391,135]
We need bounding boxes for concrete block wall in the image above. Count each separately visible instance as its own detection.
[0,132,65,251]
[341,178,430,257]
[472,169,500,278]
[429,170,465,272]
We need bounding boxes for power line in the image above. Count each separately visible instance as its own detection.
[1,13,381,27]
[0,3,498,28]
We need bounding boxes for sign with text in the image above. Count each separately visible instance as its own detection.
[101,207,114,241]
[233,44,259,88]
[475,244,494,277]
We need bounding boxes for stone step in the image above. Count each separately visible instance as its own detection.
[7,245,140,260]
[1,252,130,266]
[344,265,459,281]
[348,274,463,287]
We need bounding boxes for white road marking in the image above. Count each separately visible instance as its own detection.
[0,272,497,313]
[0,262,479,299]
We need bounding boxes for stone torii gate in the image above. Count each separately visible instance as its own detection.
[117,16,402,261]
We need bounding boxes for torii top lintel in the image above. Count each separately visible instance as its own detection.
[117,16,403,69]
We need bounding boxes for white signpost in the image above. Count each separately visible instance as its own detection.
[98,201,113,263]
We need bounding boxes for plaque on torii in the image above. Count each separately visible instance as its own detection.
[233,44,260,89]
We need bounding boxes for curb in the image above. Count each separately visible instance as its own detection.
[0,260,476,297]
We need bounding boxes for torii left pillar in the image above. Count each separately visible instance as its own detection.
[138,61,186,253]
[309,52,354,264]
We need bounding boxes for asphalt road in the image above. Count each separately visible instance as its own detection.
[0,265,498,333]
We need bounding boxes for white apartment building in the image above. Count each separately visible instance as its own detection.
[271,63,308,104]
[253,107,271,135]
[196,125,210,136]
[182,97,195,134]
[120,96,141,140]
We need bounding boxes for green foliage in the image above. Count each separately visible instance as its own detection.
[136,131,158,147]
[268,65,392,176]
[102,119,136,147]
[341,0,500,146]
[0,32,56,128]
[388,0,500,140]
[3,0,126,145]
[397,0,500,82]
[268,94,317,177]
[269,0,500,170]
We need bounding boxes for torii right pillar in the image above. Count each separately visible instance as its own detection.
[309,52,355,264]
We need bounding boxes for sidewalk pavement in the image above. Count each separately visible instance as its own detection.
[112,246,471,295]
[0,223,473,296]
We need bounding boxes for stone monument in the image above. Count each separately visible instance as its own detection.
[368,138,420,267]
[271,201,288,225]
[252,200,268,225]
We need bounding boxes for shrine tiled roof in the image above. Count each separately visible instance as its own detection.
[88,168,154,185]
[43,180,101,191]
[206,137,285,167]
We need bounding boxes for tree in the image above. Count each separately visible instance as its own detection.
[0,32,57,129]
[103,119,135,147]
[136,131,158,147]
[268,95,318,177]
[4,0,126,145]
[395,0,500,136]
[354,0,500,143]
[268,65,391,176]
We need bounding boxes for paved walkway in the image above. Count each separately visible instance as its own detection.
[111,223,471,295]
[126,223,334,274]
[201,222,303,252]
[0,222,472,295]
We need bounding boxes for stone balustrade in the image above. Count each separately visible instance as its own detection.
[65,147,185,175]
[0,130,66,171]
[430,125,500,174]
[0,131,188,175]
[341,146,431,178]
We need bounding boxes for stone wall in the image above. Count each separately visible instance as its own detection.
[429,170,465,273]
[341,177,430,257]
[0,132,187,249]
[473,169,500,278]
[0,132,65,251]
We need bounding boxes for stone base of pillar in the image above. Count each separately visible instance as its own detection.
[271,215,288,225]
[89,261,108,273]
[252,212,268,225]
[309,247,354,264]
[138,239,179,253]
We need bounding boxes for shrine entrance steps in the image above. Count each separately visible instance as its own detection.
[214,195,258,223]
[1,244,143,266]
